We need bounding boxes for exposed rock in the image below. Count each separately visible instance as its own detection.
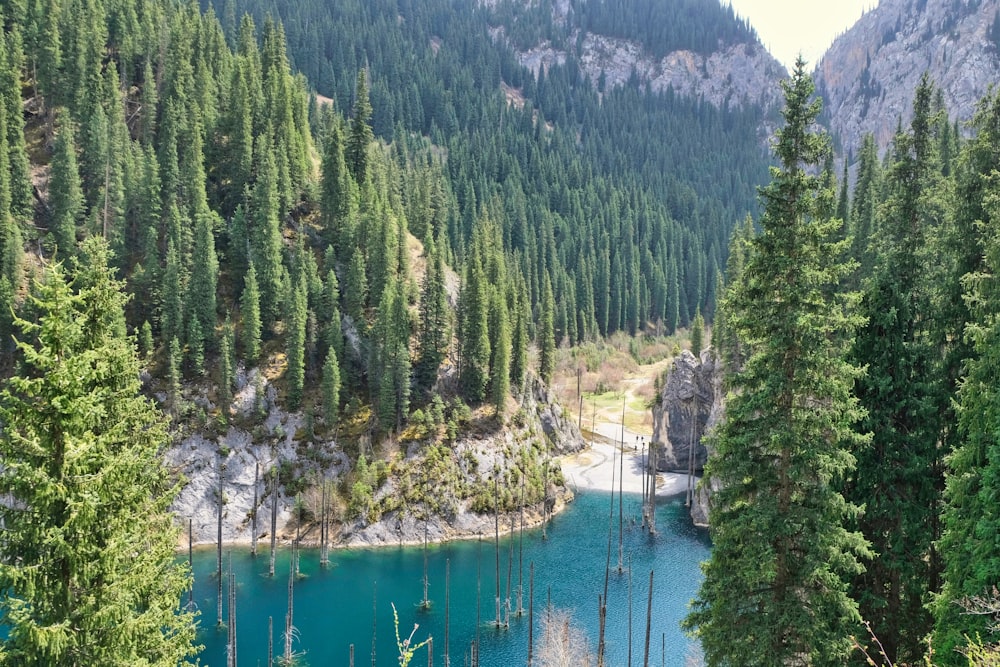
[650,349,725,526]
[488,7,785,115]
[526,376,585,455]
[166,369,583,548]
[651,349,719,472]
[816,0,1000,159]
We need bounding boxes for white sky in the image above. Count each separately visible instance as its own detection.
[726,0,879,71]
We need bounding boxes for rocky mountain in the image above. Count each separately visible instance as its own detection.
[816,0,1000,159]
[490,0,787,112]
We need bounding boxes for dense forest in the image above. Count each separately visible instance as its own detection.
[215,0,773,334]
[1,0,1000,664]
[692,63,1000,666]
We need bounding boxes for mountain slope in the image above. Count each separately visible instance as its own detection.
[816,0,1000,158]
[489,0,786,111]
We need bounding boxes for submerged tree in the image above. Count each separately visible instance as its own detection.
[0,238,198,665]
[684,59,869,666]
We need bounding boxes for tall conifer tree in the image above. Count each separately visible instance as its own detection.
[0,240,198,665]
[845,76,944,664]
[684,60,869,666]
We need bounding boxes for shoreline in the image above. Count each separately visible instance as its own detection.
[179,438,701,553]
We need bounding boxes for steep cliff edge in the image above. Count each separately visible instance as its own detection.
[816,0,1000,158]
[650,349,724,526]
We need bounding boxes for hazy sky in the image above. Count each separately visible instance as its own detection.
[727,0,879,71]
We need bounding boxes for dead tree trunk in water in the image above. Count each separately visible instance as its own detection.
[420,521,430,610]
[643,570,654,667]
[284,545,295,663]
[269,464,278,577]
[188,518,194,607]
[617,400,625,574]
[251,462,259,557]
[493,469,502,628]
[528,561,534,666]
[217,456,224,627]
[444,558,451,667]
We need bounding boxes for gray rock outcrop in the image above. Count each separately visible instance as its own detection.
[651,349,718,472]
[816,0,1000,159]
[650,349,725,526]
[488,3,786,114]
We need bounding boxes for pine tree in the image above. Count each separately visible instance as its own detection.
[321,116,350,247]
[538,272,556,385]
[286,273,307,409]
[346,69,374,183]
[459,255,490,402]
[509,271,530,393]
[845,75,944,664]
[344,247,368,320]
[690,306,704,357]
[218,316,234,422]
[934,87,1000,664]
[322,349,341,427]
[0,242,198,665]
[241,262,262,363]
[189,210,219,347]
[415,233,449,392]
[250,137,286,327]
[684,60,869,666]
[48,110,84,257]
[488,289,511,416]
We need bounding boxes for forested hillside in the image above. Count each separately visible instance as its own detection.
[693,64,1000,666]
[216,0,773,334]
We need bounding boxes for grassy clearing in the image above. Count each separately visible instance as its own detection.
[551,330,692,436]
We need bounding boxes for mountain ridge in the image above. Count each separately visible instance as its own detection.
[815,0,1000,158]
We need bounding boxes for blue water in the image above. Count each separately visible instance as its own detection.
[191,490,710,666]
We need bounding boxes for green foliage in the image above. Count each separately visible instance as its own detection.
[322,348,341,427]
[539,272,556,384]
[346,69,373,183]
[47,110,83,257]
[690,306,704,356]
[0,243,198,665]
[286,273,307,409]
[844,74,946,664]
[459,255,491,402]
[685,60,869,666]
[241,263,262,363]
[934,86,1000,663]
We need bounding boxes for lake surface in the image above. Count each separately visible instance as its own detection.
[191,490,710,666]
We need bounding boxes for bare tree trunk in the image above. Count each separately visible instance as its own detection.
[517,467,525,616]
[643,570,653,667]
[268,616,273,667]
[217,456,224,627]
[371,583,377,667]
[618,400,625,573]
[284,545,294,663]
[528,562,534,666]
[188,518,194,607]
[494,471,501,628]
[252,462,259,557]
[445,558,451,667]
[420,521,430,609]
[270,465,278,577]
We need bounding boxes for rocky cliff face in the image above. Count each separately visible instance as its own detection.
[651,350,723,472]
[650,349,724,526]
[167,369,583,547]
[491,3,786,112]
[816,0,1000,158]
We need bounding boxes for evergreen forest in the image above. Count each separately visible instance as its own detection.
[0,0,998,665]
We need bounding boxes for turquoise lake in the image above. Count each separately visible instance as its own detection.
[191,490,710,666]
